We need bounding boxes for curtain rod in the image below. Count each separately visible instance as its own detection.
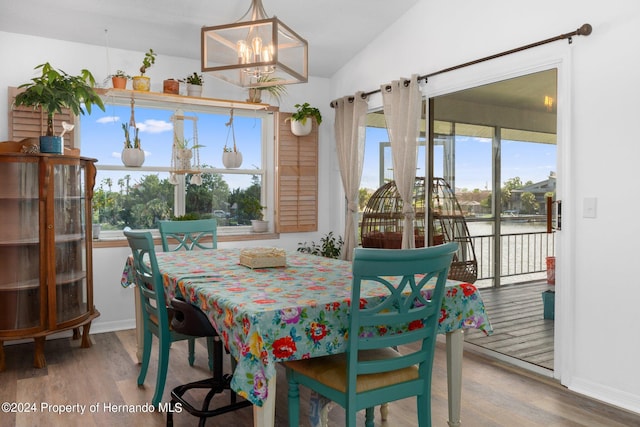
[331,23,592,107]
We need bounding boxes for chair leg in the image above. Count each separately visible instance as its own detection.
[137,330,152,386]
[365,407,374,427]
[417,393,431,427]
[286,370,300,427]
[188,338,195,366]
[206,336,215,372]
[152,339,171,407]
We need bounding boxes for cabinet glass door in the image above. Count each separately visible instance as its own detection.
[53,162,88,324]
[0,159,41,331]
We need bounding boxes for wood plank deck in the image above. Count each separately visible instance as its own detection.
[464,281,555,370]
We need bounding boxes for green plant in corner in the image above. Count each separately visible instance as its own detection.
[297,232,343,259]
[14,62,105,136]
[291,102,322,125]
[139,49,156,75]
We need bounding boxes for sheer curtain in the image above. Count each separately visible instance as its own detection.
[334,92,368,261]
[381,75,422,249]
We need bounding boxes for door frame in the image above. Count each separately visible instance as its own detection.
[422,42,574,384]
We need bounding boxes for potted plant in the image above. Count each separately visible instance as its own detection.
[288,102,322,136]
[247,76,287,104]
[185,72,204,97]
[132,49,156,91]
[110,70,130,89]
[13,62,105,154]
[121,123,144,167]
[222,111,243,168]
[245,198,268,233]
[163,78,179,94]
[173,137,204,170]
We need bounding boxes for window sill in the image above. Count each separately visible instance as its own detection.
[92,232,280,249]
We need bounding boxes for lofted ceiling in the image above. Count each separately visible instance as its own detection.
[0,0,420,78]
[2,1,557,124]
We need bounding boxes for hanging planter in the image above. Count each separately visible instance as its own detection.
[288,102,322,136]
[121,100,144,167]
[291,119,312,136]
[222,109,242,168]
[170,114,203,184]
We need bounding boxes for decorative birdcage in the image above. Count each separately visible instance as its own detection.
[360,177,426,249]
[360,177,477,283]
[432,178,478,283]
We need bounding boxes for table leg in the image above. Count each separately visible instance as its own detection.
[253,376,276,427]
[134,286,143,363]
[446,330,464,427]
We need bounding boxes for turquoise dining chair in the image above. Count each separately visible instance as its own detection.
[158,219,218,371]
[158,219,217,252]
[285,242,458,427]
[124,230,213,407]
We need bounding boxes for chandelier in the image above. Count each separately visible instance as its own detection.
[201,0,308,88]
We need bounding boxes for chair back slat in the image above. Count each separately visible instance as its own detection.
[158,219,217,252]
[124,231,170,332]
[347,242,458,380]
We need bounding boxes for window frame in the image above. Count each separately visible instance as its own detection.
[83,90,276,240]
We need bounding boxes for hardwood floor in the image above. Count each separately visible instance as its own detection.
[465,282,555,370]
[1,328,639,427]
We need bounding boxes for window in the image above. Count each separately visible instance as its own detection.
[80,95,273,236]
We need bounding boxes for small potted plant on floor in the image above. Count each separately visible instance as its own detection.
[185,72,204,97]
[13,62,105,154]
[288,102,322,136]
[132,49,156,91]
[110,70,130,89]
[121,123,144,167]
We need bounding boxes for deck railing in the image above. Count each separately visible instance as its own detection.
[471,230,555,285]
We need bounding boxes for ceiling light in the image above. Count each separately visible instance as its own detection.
[201,0,308,88]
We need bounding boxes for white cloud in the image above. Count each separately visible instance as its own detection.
[97,116,119,124]
[136,119,173,134]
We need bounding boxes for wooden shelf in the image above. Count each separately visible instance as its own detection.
[96,88,273,111]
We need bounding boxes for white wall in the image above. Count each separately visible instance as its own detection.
[328,0,640,414]
[0,31,343,337]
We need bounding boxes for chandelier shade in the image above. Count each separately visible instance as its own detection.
[201,0,308,88]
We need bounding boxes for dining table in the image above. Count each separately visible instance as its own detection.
[122,247,492,427]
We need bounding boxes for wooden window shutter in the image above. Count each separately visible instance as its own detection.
[7,86,76,147]
[275,112,318,233]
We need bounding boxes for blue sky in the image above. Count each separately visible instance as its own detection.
[81,105,556,193]
[81,104,263,190]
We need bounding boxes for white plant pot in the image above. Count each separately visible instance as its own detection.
[291,119,312,136]
[121,148,145,167]
[176,148,192,169]
[187,84,203,97]
[222,151,243,168]
[251,220,269,233]
[92,223,101,240]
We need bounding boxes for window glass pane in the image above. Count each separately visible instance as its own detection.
[81,101,266,232]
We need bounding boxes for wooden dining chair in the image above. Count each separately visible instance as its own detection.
[124,230,213,407]
[158,219,217,252]
[285,242,458,427]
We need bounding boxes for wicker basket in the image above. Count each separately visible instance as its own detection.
[239,248,286,269]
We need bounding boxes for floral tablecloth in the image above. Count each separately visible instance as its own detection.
[122,248,492,407]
